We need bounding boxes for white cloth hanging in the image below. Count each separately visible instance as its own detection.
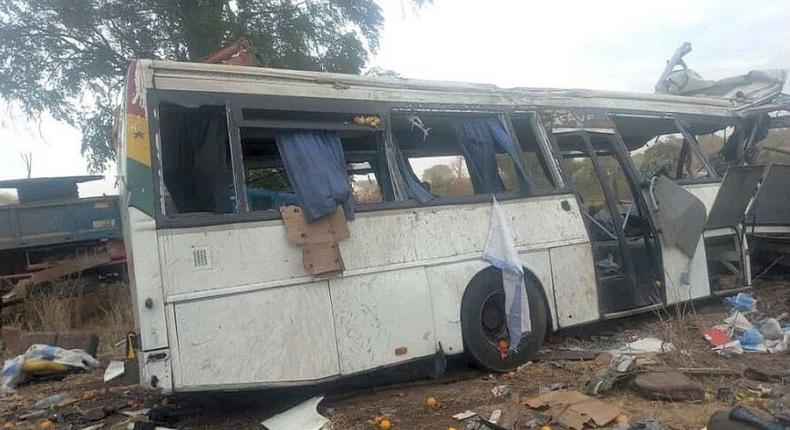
[482,197,531,350]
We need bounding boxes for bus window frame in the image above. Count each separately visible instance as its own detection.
[609,113,723,184]
[146,90,573,229]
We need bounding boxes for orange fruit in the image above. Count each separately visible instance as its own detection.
[498,340,509,350]
[506,371,516,379]
[39,420,54,430]
[448,427,458,430]
[539,426,552,430]
[81,390,95,401]
[379,418,392,430]
[425,396,438,408]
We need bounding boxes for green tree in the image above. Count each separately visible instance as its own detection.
[421,158,473,196]
[634,138,682,178]
[0,0,429,171]
[422,163,456,195]
[756,128,790,164]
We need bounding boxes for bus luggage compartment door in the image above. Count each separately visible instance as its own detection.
[171,281,340,389]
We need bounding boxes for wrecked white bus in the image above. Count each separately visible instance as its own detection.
[118,59,786,393]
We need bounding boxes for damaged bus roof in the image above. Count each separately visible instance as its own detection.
[140,60,780,120]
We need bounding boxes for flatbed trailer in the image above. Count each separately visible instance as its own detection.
[0,176,125,305]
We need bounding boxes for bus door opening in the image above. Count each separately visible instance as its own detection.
[557,130,663,314]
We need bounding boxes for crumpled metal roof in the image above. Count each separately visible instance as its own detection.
[655,43,788,110]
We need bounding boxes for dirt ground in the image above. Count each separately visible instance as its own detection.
[1,280,789,430]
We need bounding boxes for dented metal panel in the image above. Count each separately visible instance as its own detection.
[151,193,587,389]
[160,195,587,303]
[707,166,765,229]
[142,60,739,118]
[158,220,304,298]
[329,268,435,375]
[661,182,720,304]
[549,244,599,327]
[127,208,168,351]
[172,281,339,388]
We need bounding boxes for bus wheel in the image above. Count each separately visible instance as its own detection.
[461,269,547,372]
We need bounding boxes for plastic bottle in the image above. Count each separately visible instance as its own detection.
[31,393,67,410]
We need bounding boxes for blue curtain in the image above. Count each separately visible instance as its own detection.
[275,130,354,222]
[390,136,434,203]
[454,118,536,195]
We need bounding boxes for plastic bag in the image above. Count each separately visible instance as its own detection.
[737,329,767,352]
[1,344,100,394]
[724,292,756,312]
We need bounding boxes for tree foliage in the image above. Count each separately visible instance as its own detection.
[0,191,17,205]
[0,0,427,171]
[421,158,473,196]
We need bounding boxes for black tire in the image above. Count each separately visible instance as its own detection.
[461,268,548,371]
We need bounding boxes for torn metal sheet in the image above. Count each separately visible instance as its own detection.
[261,396,330,430]
[652,176,707,257]
[656,43,787,107]
[104,360,125,382]
[706,165,765,229]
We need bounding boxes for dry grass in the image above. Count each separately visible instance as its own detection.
[3,279,135,357]
[651,301,714,368]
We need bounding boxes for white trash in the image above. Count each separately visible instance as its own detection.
[261,396,330,430]
[1,344,100,394]
[104,360,126,382]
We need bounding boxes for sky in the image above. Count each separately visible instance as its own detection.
[1,0,789,197]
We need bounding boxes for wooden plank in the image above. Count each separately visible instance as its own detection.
[4,251,111,303]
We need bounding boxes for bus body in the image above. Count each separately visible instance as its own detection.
[119,60,768,393]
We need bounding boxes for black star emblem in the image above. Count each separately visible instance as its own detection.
[134,130,145,139]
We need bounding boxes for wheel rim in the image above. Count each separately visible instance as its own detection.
[480,291,507,345]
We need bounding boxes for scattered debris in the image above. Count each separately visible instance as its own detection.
[738,328,767,352]
[31,393,69,410]
[1,344,100,392]
[536,350,600,361]
[491,385,510,399]
[524,390,620,430]
[716,387,736,404]
[704,294,790,356]
[261,396,330,430]
[758,318,784,340]
[121,409,152,417]
[703,327,730,347]
[633,372,705,401]
[104,361,126,382]
[9,330,100,357]
[627,418,667,430]
[707,405,787,430]
[452,410,477,421]
[488,409,502,425]
[724,292,757,312]
[614,337,673,355]
[538,383,567,395]
[743,367,787,383]
[713,340,743,356]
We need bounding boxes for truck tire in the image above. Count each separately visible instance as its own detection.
[461,268,548,371]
